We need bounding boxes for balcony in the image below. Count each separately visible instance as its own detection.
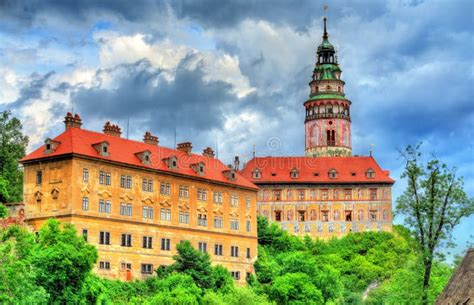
[305,112,350,121]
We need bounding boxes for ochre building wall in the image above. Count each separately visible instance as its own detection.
[23,156,257,283]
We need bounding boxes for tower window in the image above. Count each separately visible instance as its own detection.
[327,130,336,146]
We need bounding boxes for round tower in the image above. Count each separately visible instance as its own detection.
[304,17,352,157]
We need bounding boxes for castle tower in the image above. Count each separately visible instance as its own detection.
[304,17,352,157]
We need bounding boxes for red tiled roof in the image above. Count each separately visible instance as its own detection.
[240,156,394,184]
[21,127,257,190]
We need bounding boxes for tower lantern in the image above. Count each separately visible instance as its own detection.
[304,17,352,157]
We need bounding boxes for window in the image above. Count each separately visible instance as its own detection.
[213,191,223,204]
[82,197,89,211]
[370,189,377,200]
[121,175,132,189]
[142,206,153,219]
[120,203,132,216]
[105,173,111,185]
[322,190,328,200]
[198,213,207,226]
[121,234,132,247]
[197,188,207,201]
[230,194,239,207]
[358,210,364,221]
[36,171,43,184]
[298,211,305,222]
[99,231,110,245]
[345,211,352,222]
[82,229,88,242]
[230,219,239,230]
[179,185,189,198]
[287,210,293,221]
[141,264,153,274]
[328,169,337,179]
[142,179,147,191]
[160,182,171,195]
[83,168,89,182]
[147,180,153,192]
[334,210,340,221]
[345,189,352,200]
[322,211,329,222]
[231,246,239,257]
[99,171,105,185]
[246,248,251,259]
[160,208,171,221]
[99,261,111,270]
[198,242,207,253]
[214,217,223,228]
[366,168,375,179]
[143,236,153,249]
[179,212,189,224]
[245,197,251,209]
[290,169,299,179]
[121,263,132,270]
[298,190,305,200]
[214,244,223,256]
[370,210,377,221]
[99,200,111,214]
[231,271,240,280]
[275,211,282,222]
[246,220,251,232]
[274,190,281,201]
[161,238,171,251]
[327,129,336,146]
[310,209,316,221]
[252,169,261,179]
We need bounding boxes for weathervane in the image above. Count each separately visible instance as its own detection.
[324,4,329,18]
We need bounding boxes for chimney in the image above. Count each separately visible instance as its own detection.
[177,142,192,155]
[64,112,82,130]
[234,156,240,170]
[143,131,159,145]
[103,122,122,137]
[202,147,215,158]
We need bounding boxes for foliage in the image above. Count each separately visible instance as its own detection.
[0,110,28,202]
[396,144,473,304]
[0,175,9,204]
[31,219,98,304]
[0,203,7,218]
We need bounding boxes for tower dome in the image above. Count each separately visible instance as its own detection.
[304,17,352,157]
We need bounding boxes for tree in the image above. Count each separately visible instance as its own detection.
[32,219,98,303]
[172,240,214,289]
[269,272,324,305]
[0,175,9,204]
[0,110,28,202]
[396,144,474,305]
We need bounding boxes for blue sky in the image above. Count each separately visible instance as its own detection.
[0,0,472,260]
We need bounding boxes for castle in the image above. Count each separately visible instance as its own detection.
[239,17,394,238]
[20,18,393,281]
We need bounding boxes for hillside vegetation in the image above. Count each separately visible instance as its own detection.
[0,216,453,304]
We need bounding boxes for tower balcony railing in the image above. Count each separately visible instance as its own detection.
[305,113,350,121]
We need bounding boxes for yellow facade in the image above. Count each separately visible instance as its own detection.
[256,185,392,239]
[23,156,257,283]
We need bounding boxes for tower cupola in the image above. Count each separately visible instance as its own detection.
[304,17,352,157]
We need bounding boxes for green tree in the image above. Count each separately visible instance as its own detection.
[396,144,474,304]
[0,110,28,202]
[32,219,98,304]
[147,274,201,305]
[0,225,49,304]
[0,204,7,218]
[172,240,214,289]
[0,175,9,204]
[269,272,324,305]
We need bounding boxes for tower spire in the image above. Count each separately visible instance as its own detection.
[323,17,328,39]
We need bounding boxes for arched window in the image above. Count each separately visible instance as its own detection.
[310,209,316,221]
[287,210,293,221]
[358,210,364,221]
[327,130,331,145]
[331,130,336,145]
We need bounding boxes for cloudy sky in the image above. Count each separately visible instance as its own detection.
[0,0,472,257]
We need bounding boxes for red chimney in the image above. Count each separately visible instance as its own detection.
[143,131,159,145]
[64,112,82,130]
[202,147,215,158]
[103,122,122,137]
[177,142,192,155]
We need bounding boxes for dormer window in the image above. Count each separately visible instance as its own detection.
[44,138,61,154]
[135,150,152,165]
[252,169,261,179]
[163,155,178,169]
[313,172,319,177]
[366,168,375,179]
[191,162,205,176]
[290,168,299,179]
[223,169,236,181]
[328,169,337,179]
[92,141,110,157]
[351,172,356,177]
